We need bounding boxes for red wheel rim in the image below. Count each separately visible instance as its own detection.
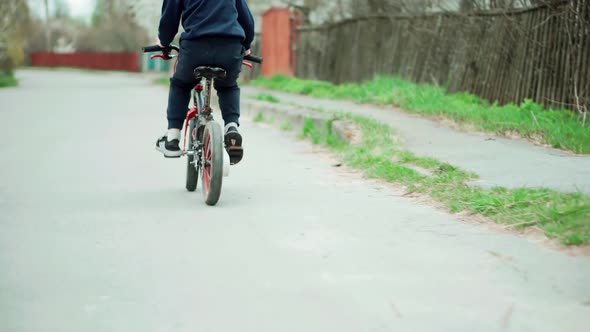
[203,131,211,194]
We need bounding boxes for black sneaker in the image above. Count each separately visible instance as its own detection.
[224,125,243,165]
[155,135,182,158]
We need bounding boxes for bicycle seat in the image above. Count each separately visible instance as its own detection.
[194,66,227,80]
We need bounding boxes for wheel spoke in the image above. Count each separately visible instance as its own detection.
[198,122,223,205]
[203,131,211,194]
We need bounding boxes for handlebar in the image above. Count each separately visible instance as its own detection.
[142,44,263,65]
[142,44,180,53]
[244,54,263,64]
[142,44,180,60]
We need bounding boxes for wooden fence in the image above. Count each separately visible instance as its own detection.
[241,34,262,82]
[295,0,589,110]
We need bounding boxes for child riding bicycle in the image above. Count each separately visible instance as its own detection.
[155,0,254,165]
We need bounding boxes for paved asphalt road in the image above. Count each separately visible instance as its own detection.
[1,70,589,332]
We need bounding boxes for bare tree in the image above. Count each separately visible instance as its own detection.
[43,0,51,51]
[77,0,149,52]
[53,0,71,19]
[0,0,31,72]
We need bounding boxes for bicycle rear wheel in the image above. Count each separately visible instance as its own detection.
[185,118,199,192]
[200,121,223,206]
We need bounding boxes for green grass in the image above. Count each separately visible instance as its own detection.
[280,121,293,131]
[252,111,274,124]
[253,112,264,123]
[155,77,170,86]
[255,93,280,103]
[295,112,590,245]
[0,72,17,88]
[300,118,326,144]
[253,75,590,154]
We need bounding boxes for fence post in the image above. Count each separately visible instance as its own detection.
[261,7,302,77]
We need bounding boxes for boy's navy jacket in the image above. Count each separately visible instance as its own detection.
[158,0,255,49]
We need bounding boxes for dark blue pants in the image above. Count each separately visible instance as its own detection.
[167,38,244,129]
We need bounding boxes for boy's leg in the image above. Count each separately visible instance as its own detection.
[216,76,243,165]
[212,40,245,165]
[156,41,200,158]
[212,39,244,127]
[156,76,194,158]
[166,78,194,130]
[215,76,241,126]
[167,41,202,129]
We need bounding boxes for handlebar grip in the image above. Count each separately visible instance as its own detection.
[244,54,263,64]
[142,45,165,53]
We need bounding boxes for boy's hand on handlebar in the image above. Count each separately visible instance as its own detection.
[156,37,165,49]
[245,49,251,56]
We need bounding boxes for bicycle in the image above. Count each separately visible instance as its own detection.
[142,44,262,206]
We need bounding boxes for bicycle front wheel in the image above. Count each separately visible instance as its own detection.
[200,121,224,206]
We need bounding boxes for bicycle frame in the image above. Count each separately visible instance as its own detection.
[183,74,233,186]
[183,80,210,155]
[184,64,252,154]
[143,44,257,150]
[142,43,262,205]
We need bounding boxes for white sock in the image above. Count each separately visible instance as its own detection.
[225,122,238,132]
[167,128,181,141]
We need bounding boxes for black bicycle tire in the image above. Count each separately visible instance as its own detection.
[201,121,223,206]
[185,118,198,192]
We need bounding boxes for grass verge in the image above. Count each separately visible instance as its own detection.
[297,111,590,246]
[0,72,17,88]
[253,75,590,154]
[155,77,169,86]
[280,120,293,131]
[253,112,264,123]
[255,93,280,103]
